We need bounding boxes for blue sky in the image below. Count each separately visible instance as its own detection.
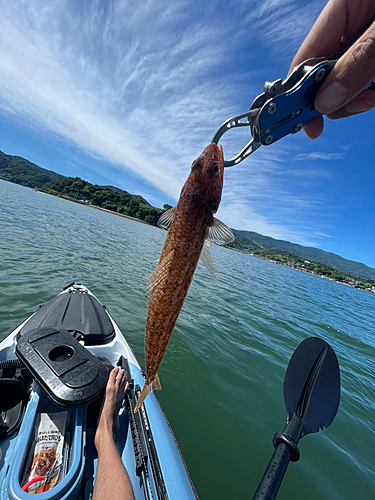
[0,0,374,269]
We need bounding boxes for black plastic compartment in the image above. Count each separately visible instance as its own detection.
[0,359,30,438]
[16,326,108,407]
[18,288,115,345]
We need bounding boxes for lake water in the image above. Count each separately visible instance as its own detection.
[1,179,375,499]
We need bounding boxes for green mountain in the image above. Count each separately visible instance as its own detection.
[104,185,124,194]
[105,186,150,206]
[0,151,150,206]
[0,151,162,225]
[230,229,375,281]
[0,150,63,187]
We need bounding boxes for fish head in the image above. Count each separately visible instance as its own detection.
[189,143,224,213]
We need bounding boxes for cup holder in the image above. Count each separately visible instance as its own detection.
[49,345,75,362]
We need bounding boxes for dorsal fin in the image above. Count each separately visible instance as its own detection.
[157,207,176,230]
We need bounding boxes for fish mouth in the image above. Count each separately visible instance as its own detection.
[203,142,224,174]
[209,143,224,170]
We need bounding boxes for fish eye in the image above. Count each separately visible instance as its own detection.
[213,162,219,175]
[191,159,198,170]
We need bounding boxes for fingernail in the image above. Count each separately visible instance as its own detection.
[346,99,375,114]
[315,81,350,114]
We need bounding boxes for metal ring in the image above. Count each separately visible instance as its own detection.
[273,432,301,462]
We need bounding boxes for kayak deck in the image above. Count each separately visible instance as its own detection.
[0,284,197,500]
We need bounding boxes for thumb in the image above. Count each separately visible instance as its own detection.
[315,26,375,117]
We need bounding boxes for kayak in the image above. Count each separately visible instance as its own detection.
[0,283,198,500]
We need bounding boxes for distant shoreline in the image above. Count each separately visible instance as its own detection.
[36,190,156,226]
[246,251,375,295]
[86,202,154,226]
[7,183,375,295]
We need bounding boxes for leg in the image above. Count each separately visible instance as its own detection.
[93,367,135,500]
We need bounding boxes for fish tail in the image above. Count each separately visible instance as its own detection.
[134,374,161,413]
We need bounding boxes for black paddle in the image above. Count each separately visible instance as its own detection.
[252,336,340,500]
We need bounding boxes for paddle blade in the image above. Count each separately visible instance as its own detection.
[283,337,340,437]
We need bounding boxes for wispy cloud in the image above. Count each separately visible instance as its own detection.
[296,152,344,161]
[0,0,242,194]
[314,231,334,238]
[241,0,326,59]
[0,0,341,246]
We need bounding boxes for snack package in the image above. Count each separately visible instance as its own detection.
[22,412,67,494]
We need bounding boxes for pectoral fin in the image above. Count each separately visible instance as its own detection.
[200,240,216,278]
[157,207,176,230]
[199,219,234,277]
[208,218,235,245]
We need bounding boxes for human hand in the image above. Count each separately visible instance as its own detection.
[289,0,375,139]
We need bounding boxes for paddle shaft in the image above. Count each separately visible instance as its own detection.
[253,415,304,500]
[252,443,291,500]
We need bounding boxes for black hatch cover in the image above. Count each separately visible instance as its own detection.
[18,289,115,345]
[16,326,108,407]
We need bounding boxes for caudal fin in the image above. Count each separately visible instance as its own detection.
[134,374,161,413]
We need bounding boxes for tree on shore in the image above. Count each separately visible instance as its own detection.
[42,176,165,226]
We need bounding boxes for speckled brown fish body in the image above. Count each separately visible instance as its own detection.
[134,143,228,411]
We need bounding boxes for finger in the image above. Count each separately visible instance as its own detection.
[115,368,125,386]
[118,374,128,398]
[325,88,375,119]
[120,371,129,392]
[288,0,349,74]
[315,24,375,115]
[302,115,324,140]
[289,0,375,74]
[108,367,119,384]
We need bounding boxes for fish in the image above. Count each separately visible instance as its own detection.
[134,142,234,412]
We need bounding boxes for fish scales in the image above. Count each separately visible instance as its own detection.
[134,143,230,412]
[146,200,212,367]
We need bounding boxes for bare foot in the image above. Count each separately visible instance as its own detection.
[94,367,128,451]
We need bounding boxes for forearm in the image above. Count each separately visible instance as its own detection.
[93,434,135,500]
